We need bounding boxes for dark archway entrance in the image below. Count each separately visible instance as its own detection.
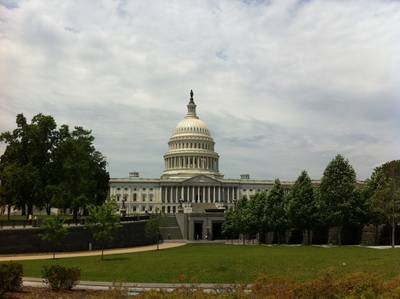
[194,222,203,240]
[212,222,223,240]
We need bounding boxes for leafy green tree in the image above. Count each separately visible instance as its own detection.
[0,114,108,219]
[222,207,239,240]
[0,163,40,219]
[236,197,254,245]
[265,179,288,244]
[248,191,269,243]
[48,125,109,220]
[145,209,164,250]
[0,114,57,217]
[366,160,400,248]
[86,198,121,260]
[319,154,359,246]
[223,197,253,244]
[287,170,318,245]
[40,216,68,259]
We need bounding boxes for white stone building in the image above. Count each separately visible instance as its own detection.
[109,91,297,219]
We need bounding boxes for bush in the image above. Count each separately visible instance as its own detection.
[252,275,296,298]
[42,265,80,291]
[0,262,23,295]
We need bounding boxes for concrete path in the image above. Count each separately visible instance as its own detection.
[0,242,186,261]
[23,277,252,294]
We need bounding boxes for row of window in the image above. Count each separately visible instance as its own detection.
[175,127,209,134]
[170,141,213,150]
[116,187,154,191]
[116,193,154,202]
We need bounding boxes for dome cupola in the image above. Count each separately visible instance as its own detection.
[162,91,222,179]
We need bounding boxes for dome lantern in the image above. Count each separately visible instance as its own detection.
[186,90,198,118]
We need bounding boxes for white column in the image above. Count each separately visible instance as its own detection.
[227,187,230,203]
[175,186,178,203]
[218,187,221,203]
[203,186,206,203]
[192,186,194,203]
[213,186,216,203]
[208,187,211,203]
[164,187,167,203]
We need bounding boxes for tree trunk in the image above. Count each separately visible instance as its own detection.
[101,248,104,260]
[46,204,51,216]
[73,208,78,222]
[243,234,245,245]
[338,226,343,246]
[392,216,396,249]
[374,224,379,246]
[7,205,11,221]
[302,230,310,245]
[27,203,33,218]
[307,230,311,245]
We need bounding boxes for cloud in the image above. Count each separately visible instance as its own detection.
[0,0,399,180]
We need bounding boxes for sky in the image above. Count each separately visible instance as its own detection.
[0,0,399,181]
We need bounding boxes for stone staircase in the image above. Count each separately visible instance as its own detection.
[160,215,183,240]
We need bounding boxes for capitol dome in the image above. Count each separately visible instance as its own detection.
[162,91,222,179]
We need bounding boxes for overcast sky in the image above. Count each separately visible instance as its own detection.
[0,0,399,181]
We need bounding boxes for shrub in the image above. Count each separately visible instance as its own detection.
[294,268,338,299]
[0,262,23,295]
[336,272,384,298]
[252,275,296,298]
[42,265,80,291]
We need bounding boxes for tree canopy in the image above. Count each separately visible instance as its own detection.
[364,160,400,247]
[287,170,318,244]
[0,113,109,218]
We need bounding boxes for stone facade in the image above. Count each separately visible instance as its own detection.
[109,91,298,218]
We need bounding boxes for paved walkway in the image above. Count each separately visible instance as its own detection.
[0,242,186,261]
[23,277,252,294]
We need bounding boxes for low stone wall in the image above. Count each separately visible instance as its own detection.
[0,221,155,254]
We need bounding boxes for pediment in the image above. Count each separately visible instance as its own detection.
[182,175,222,186]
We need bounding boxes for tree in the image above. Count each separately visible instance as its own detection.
[86,198,121,260]
[236,197,254,245]
[265,179,288,244]
[223,197,253,244]
[248,191,269,243]
[0,114,108,218]
[319,154,358,246]
[145,209,164,250]
[0,163,40,219]
[366,160,400,248]
[0,114,57,217]
[222,207,240,240]
[40,216,68,259]
[48,126,109,220]
[287,170,318,245]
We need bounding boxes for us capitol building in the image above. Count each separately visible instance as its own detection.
[109,91,295,240]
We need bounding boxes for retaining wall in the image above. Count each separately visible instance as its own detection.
[0,221,155,254]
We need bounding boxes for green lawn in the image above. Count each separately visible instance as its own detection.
[18,244,400,283]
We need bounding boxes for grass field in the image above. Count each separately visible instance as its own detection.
[16,244,400,283]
